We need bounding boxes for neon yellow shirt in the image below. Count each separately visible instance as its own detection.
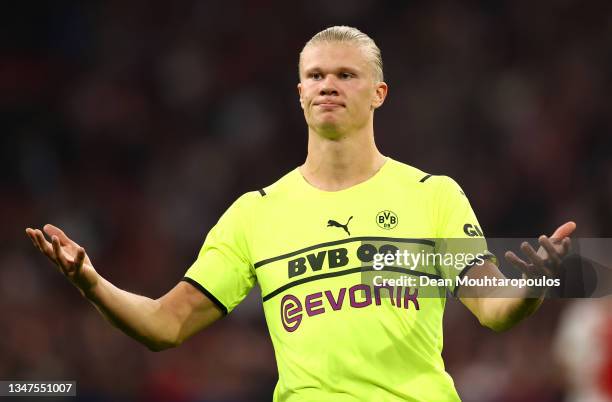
[184,158,489,402]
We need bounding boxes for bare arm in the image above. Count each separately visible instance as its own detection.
[458,260,543,332]
[459,221,575,332]
[85,278,223,351]
[25,224,222,351]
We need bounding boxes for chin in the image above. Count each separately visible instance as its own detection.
[305,116,346,139]
[316,123,345,140]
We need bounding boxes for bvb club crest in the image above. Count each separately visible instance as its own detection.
[376,210,398,230]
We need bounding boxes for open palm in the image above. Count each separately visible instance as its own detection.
[26,224,99,294]
[504,221,575,279]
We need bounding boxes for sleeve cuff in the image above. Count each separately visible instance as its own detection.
[452,253,497,297]
[181,277,229,315]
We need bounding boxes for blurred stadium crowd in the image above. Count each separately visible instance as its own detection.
[1,1,611,401]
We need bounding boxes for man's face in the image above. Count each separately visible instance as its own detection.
[298,42,387,138]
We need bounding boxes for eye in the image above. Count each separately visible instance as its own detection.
[310,72,322,80]
[340,72,354,80]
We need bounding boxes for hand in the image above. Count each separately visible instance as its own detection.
[25,224,99,295]
[504,221,575,280]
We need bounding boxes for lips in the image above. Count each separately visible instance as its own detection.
[314,100,345,107]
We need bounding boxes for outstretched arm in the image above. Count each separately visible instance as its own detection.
[459,221,575,332]
[25,224,223,351]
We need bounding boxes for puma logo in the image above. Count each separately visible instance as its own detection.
[327,216,353,236]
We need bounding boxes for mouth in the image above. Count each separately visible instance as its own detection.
[314,102,345,109]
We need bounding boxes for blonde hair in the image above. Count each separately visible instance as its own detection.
[299,26,384,82]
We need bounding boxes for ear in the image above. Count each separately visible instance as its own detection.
[297,83,304,109]
[371,81,388,110]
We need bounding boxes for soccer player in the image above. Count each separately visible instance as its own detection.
[26,26,575,401]
[555,299,612,401]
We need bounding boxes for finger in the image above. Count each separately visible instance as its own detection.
[74,247,86,275]
[52,235,69,270]
[521,241,545,267]
[550,221,576,241]
[561,238,571,255]
[29,229,44,254]
[44,224,77,247]
[26,229,41,252]
[539,235,562,266]
[35,229,56,261]
[505,251,534,275]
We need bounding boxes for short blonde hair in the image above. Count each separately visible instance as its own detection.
[299,26,384,82]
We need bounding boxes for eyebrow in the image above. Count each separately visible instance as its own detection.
[303,66,360,75]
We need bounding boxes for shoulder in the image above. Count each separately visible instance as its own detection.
[384,158,429,183]
[429,175,465,197]
[252,168,299,199]
[386,158,463,195]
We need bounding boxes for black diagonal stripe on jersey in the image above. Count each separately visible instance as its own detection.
[419,174,433,183]
[254,237,435,269]
[261,265,442,302]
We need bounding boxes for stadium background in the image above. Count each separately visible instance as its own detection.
[2,1,611,401]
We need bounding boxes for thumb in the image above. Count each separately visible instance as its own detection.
[550,221,576,240]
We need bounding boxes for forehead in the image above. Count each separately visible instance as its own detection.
[300,42,370,73]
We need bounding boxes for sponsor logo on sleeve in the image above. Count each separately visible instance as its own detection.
[463,223,483,237]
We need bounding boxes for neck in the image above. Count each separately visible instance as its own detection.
[300,124,386,191]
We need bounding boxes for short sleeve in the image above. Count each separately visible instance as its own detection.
[183,193,256,314]
[432,176,495,294]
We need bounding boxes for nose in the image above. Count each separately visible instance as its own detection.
[319,75,339,96]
